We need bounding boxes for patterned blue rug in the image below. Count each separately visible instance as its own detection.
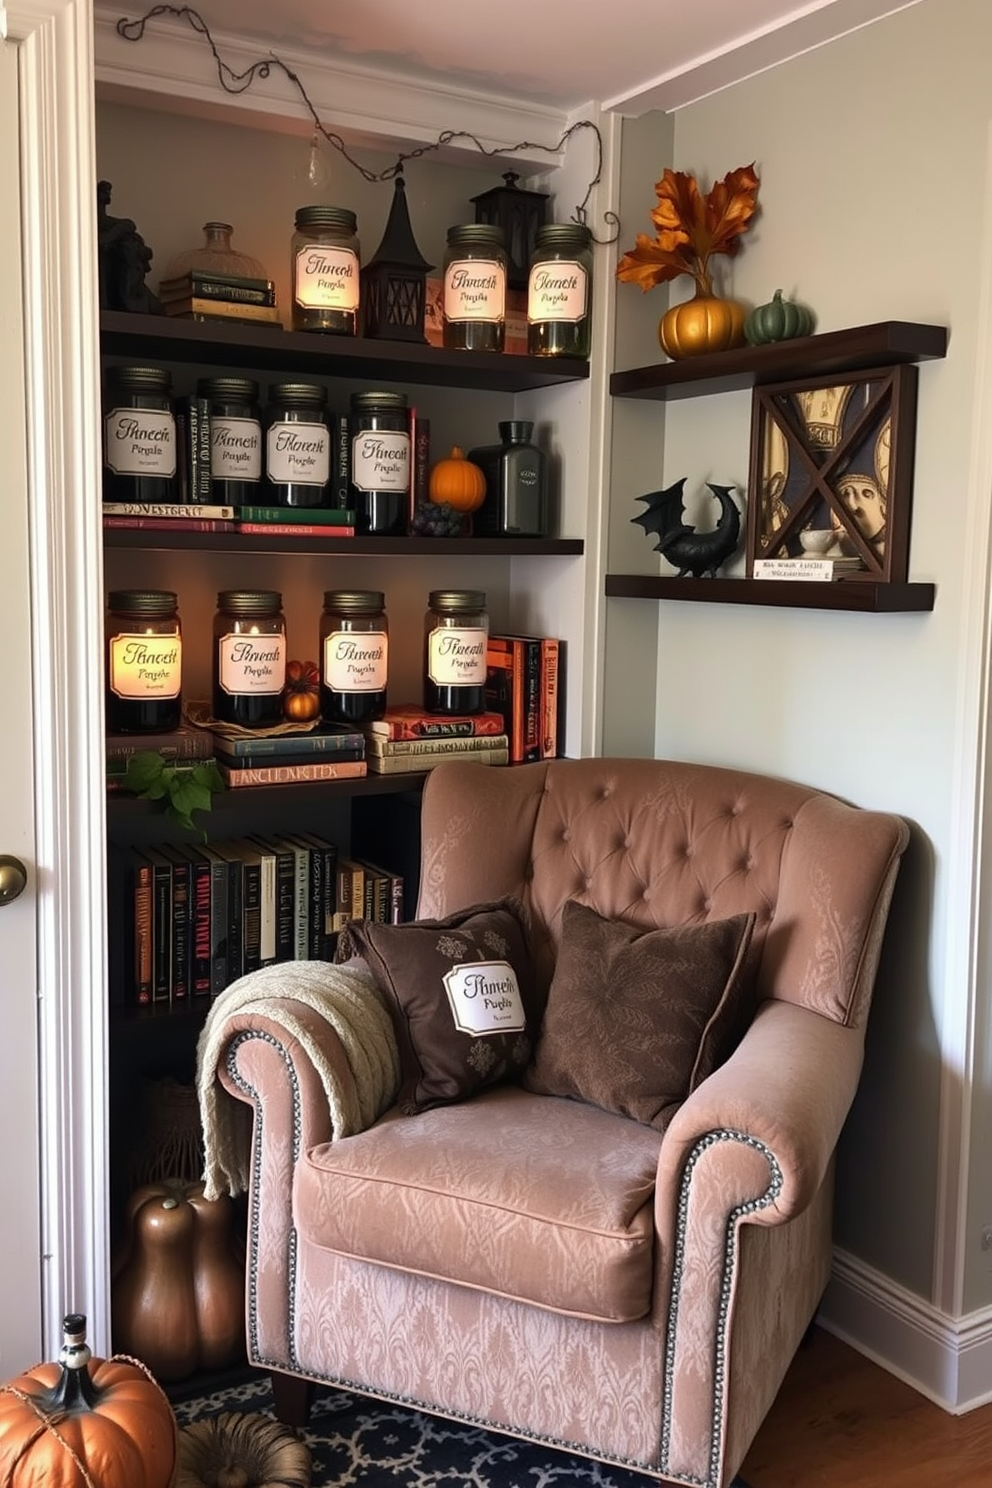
[173,1373,750,1487]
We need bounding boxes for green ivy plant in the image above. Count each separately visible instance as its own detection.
[122,751,225,837]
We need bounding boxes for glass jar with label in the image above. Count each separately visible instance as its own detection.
[442,225,507,353]
[265,382,331,507]
[213,590,287,729]
[320,590,388,726]
[349,391,410,536]
[102,366,178,504]
[106,590,182,733]
[291,205,360,335]
[198,376,262,507]
[423,590,488,715]
[527,222,593,359]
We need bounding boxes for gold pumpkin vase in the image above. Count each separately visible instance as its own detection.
[659,292,747,359]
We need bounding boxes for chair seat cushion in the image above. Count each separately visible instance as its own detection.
[296,1085,664,1322]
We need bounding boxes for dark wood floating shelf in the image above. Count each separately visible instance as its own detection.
[102,530,584,556]
[605,574,935,613]
[100,311,590,394]
[609,321,948,401]
[106,770,429,823]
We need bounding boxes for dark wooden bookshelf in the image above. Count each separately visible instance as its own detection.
[100,310,590,393]
[604,574,935,612]
[106,769,430,824]
[103,529,584,556]
[609,320,948,401]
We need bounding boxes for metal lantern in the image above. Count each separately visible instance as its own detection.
[360,172,433,342]
[471,171,549,291]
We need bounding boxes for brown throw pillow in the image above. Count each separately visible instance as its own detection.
[337,898,541,1114]
[523,900,757,1130]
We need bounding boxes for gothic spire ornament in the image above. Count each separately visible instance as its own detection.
[360,170,434,342]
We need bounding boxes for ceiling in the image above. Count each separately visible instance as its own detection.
[166,0,922,114]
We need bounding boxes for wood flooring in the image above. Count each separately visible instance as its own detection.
[739,1326,992,1488]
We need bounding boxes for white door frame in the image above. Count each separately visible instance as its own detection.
[9,0,109,1360]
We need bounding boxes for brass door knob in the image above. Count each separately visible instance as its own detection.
[0,855,28,905]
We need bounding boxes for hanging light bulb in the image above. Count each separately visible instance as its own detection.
[306,130,330,192]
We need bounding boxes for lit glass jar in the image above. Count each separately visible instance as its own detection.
[423,590,488,715]
[212,590,287,730]
[291,205,360,335]
[320,590,389,726]
[527,222,593,359]
[198,376,263,508]
[349,391,410,536]
[106,590,182,734]
[442,224,507,353]
[102,366,178,504]
[265,382,331,507]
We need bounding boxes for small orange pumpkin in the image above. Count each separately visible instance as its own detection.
[428,446,487,513]
[0,1312,177,1488]
[659,293,747,359]
[282,658,321,722]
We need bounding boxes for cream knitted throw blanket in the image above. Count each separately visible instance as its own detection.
[196,960,400,1201]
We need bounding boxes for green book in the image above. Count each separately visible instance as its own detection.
[236,506,355,526]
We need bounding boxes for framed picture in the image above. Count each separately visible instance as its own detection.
[745,364,919,582]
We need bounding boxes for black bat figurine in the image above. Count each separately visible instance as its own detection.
[632,479,742,578]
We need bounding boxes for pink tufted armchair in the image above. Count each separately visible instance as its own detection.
[205,757,909,1487]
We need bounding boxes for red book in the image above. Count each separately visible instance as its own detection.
[217,759,368,788]
[235,523,356,538]
[540,637,561,759]
[486,636,541,763]
[364,704,506,741]
[103,515,236,532]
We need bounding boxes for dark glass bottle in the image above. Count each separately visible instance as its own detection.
[320,590,388,725]
[468,421,548,537]
[442,224,507,353]
[349,391,410,535]
[213,590,287,729]
[264,382,331,507]
[198,376,263,507]
[102,366,178,504]
[423,590,488,715]
[106,590,182,733]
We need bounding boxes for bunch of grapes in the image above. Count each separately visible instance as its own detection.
[409,501,465,537]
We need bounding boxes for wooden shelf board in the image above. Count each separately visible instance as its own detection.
[609,321,948,402]
[100,311,590,393]
[102,530,584,556]
[106,770,430,824]
[605,574,935,612]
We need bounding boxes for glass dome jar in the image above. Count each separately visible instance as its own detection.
[162,221,269,283]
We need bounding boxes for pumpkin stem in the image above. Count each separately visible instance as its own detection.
[45,1314,100,1413]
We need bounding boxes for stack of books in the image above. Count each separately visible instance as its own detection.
[485,634,561,762]
[113,831,403,1007]
[106,724,215,791]
[363,705,509,774]
[102,503,357,537]
[157,268,282,327]
[210,723,367,789]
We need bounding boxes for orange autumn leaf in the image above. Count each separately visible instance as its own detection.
[617,163,760,297]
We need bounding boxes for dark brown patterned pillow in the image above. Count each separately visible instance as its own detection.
[337,898,540,1113]
[522,900,757,1130]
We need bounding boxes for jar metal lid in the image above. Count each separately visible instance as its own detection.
[106,366,173,391]
[197,376,260,400]
[446,224,506,249]
[350,391,408,412]
[268,381,328,407]
[217,589,283,614]
[294,205,358,233]
[428,589,487,612]
[108,589,178,616]
[323,590,386,614]
[534,222,592,250]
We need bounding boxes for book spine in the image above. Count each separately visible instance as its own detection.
[414,414,431,516]
[188,852,213,995]
[191,394,212,503]
[332,857,352,932]
[520,638,542,763]
[303,841,323,959]
[256,848,277,965]
[159,277,277,306]
[158,267,275,295]
[234,522,355,537]
[249,836,293,964]
[347,860,365,928]
[285,839,309,960]
[106,732,214,765]
[367,746,509,773]
[365,733,508,757]
[103,516,235,533]
[333,413,351,510]
[216,730,364,759]
[225,853,244,984]
[163,297,282,323]
[306,836,338,955]
[485,640,521,760]
[149,854,172,1003]
[102,502,236,519]
[167,851,190,1002]
[272,843,296,962]
[366,712,505,740]
[235,506,355,526]
[241,854,262,975]
[206,853,229,996]
[541,637,560,759]
[131,856,153,1005]
[217,760,367,786]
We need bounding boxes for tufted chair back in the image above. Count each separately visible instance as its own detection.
[417,757,907,1030]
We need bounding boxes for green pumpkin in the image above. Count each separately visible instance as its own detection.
[743,289,815,345]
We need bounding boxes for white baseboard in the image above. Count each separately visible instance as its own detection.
[820,1249,992,1413]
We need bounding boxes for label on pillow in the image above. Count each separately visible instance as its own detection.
[442,960,526,1037]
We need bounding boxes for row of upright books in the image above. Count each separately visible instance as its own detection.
[112,833,403,1007]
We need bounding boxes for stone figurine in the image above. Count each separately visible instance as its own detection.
[97,180,163,314]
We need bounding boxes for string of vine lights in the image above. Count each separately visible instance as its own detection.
[115,5,620,241]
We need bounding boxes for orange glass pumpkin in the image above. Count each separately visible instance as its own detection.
[659,293,747,359]
[0,1312,177,1488]
[282,658,321,722]
[428,446,487,513]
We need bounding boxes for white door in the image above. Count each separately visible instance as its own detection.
[0,34,42,1373]
[4,0,109,1371]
